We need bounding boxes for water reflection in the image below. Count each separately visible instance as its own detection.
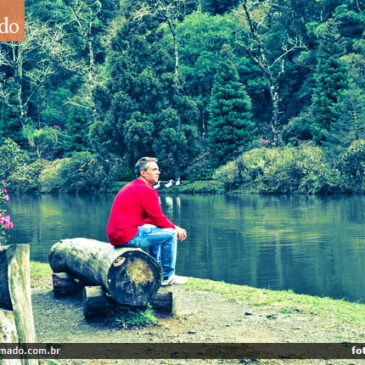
[7,193,365,303]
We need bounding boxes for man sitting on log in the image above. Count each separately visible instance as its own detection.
[106,156,188,286]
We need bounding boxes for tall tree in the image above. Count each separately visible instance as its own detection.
[134,0,199,86]
[177,12,242,134]
[236,0,307,145]
[92,7,199,178]
[0,17,74,144]
[310,18,348,142]
[208,44,255,167]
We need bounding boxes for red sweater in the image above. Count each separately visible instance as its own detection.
[106,179,175,246]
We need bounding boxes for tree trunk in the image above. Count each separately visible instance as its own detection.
[87,22,99,123]
[0,310,20,365]
[0,309,18,342]
[0,245,37,365]
[49,238,163,307]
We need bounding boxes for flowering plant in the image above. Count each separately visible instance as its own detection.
[0,180,14,246]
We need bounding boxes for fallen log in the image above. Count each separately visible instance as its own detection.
[49,238,163,307]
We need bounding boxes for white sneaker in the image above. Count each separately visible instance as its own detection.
[161,274,188,286]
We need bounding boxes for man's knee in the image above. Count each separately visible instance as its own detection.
[162,228,177,241]
[164,228,176,234]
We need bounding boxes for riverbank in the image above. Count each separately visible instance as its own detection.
[31,262,365,364]
[108,180,223,194]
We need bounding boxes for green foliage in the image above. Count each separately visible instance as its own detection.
[0,139,29,181]
[57,152,106,193]
[39,152,125,193]
[107,307,158,329]
[310,19,348,142]
[100,11,200,177]
[208,44,255,167]
[338,139,365,192]
[184,150,215,180]
[178,180,223,194]
[38,159,69,193]
[214,143,341,194]
[22,125,62,160]
[7,159,51,193]
[0,0,364,192]
[324,86,365,154]
[177,12,241,133]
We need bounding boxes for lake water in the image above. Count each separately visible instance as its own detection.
[7,193,365,303]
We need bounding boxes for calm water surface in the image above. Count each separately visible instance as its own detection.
[7,193,365,303]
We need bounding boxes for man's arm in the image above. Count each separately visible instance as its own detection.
[140,187,175,228]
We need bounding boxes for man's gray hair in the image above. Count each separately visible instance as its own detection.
[135,157,158,177]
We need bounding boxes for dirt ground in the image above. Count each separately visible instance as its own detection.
[31,279,364,365]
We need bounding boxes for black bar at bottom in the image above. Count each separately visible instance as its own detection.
[1,343,365,359]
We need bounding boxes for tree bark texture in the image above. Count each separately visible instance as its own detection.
[0,244,37,365]
[49,238,163,307]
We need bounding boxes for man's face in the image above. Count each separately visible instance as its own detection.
[141,161,160,186]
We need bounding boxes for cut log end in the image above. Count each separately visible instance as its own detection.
[107,252,162,307]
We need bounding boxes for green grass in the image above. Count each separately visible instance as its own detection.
[184,277,365,324]
[30,261,53,280]
[107,307,158,328]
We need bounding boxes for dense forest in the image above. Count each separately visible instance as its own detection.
[0,0,364,193]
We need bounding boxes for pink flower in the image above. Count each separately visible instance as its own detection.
[2,189,6,193]
[5,216,11,222]
[4,195,9,201]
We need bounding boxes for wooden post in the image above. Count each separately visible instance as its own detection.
[0,244,37,365]
[49,238,163,307]
[151,288,174,315]
[83,286,111,318]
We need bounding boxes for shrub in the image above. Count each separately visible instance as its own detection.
[108,155,134,182]
[184,151,215,181]
[58,152,103,193]
[214,143,341,194]
[7,159,51,193]
[39,159,69,193]
[213,160,241,190]
[0,139,29,180]
[337,139,365,192]
[296,144,341,194]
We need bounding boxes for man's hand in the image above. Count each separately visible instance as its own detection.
[175,226,187,241]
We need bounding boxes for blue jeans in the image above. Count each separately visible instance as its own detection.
[124,224,177,280]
